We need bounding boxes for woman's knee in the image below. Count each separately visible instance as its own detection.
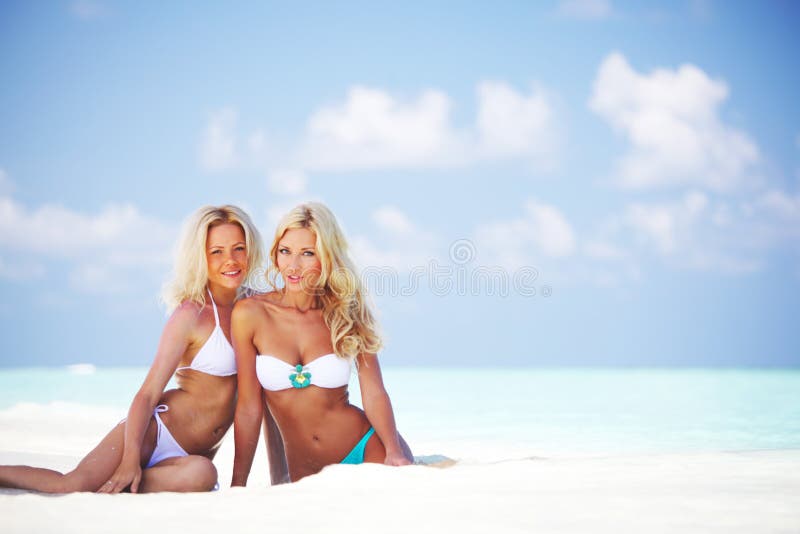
[176,455,217,492]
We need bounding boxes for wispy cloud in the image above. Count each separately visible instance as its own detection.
[267,169,307,196]
[555,0,613,20]
[624,193,765,273]
[198,108,239,172]
[372,206,415,237]
[471,199,635,288]
[474,199,576,270]
[0,195,175,294]
[350,206,440,273]
[471,185,800,285]
[594,188,800,274]
[746,189,800,245]
[589,52,760,191]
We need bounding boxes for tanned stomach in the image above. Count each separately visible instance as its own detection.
[157,372,237,457]
[266,386,374,478]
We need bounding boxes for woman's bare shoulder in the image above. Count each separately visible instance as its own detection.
[234,291,282,318]
[161,300,209,342]
[170,299,205,325]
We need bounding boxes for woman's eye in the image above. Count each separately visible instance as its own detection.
[279,248,289,254]
[236,246,246,251]
[303,251,315,256]
[211,250,222,254]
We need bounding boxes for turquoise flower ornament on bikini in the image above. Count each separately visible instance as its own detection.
[289,364,312,388]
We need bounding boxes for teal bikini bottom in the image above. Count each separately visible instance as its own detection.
[340,427,375,464]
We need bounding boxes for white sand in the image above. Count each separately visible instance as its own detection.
[2,404,799,533]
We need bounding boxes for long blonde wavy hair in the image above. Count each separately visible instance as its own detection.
[162,205,264,312]
[267,202,382,360]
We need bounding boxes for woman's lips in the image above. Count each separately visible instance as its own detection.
[222,269,242,278]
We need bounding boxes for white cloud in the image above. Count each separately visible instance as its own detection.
[476,81,559,167]
[474,187,800,284]
[584,184,800,278]
[625,202,680,254]
[201,82,560,175]
[475,199,576,270]
[0,197,172,260]
[525,201,576,257]
[744,190,800,247]
[589,52,760,191]
[198,108,239,172]
[471,200,646,288]
[350,206,439,272]
[302,86,461,170]
[470,188,799,284]
[754,190,800,222]
[372,206,414,236]
[556,0,613,20]
[267,169,307,196]
[301,83,559,171]
[0,196,175,294]
[613,191,765,273]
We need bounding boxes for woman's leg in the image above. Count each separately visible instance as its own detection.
[362,431,413,464]
[1,418,219,493]
[0,418,157,493]
[139,455,218,493]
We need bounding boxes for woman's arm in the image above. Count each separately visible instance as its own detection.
[262,400,290,485]
[357,353,412,466]
[230,300,266,486]
[97,303,195,493]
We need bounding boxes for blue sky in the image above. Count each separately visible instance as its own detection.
[1,1,798,368]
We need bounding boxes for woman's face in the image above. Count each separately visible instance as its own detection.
[206,223,248,291]
[276,228,322,293]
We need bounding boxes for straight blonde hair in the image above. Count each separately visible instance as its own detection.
[162,205,264,312]
[267,202,382,360]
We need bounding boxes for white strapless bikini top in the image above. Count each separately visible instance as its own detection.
[175,291,237,377]
[256,353,351,391]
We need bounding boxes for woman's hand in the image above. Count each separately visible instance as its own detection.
[384,449,412,466]
[97,456,142,494]
[102,302,195,494]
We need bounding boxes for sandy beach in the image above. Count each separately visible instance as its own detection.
[2,402,799,534]
[2,450,799,533]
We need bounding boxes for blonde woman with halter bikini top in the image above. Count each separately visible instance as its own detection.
[231,202,413,485]
[0,205,264,493]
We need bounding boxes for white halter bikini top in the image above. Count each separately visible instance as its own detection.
[256,353,351,391]
[175,291,237,377]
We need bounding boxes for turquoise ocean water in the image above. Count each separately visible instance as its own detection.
[1,367,799,457]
